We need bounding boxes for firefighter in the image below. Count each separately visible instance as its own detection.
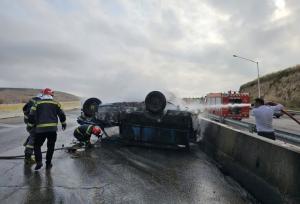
[252,98,284,140]
[28,88,66,170]
[22,93,42,164]
[73,125,103,147]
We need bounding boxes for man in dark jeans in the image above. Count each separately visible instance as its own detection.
[28,88,66,170]
[252,98,283,140]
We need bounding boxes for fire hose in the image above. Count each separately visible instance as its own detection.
[0,145,68,160]
[0,128,113,160]
[253,103,300,126]
[282,110,300,126]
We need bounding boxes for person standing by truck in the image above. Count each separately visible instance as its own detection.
[252,98,284,140]
[28,88,66,170]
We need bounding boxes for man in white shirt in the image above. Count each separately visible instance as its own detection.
[252,98,284,140]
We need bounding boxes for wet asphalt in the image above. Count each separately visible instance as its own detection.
[0,110,256,204]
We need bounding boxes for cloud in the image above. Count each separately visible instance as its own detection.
[0,0,299,102]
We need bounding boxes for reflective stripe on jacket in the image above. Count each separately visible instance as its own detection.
[28,99,66,133]
[75,125,93,138]
[23,97,41,125]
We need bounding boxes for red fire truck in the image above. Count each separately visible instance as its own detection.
[205,91,250,120]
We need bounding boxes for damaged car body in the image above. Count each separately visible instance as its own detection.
[77,91,198,149]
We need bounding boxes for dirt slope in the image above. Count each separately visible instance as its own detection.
[0,88,80,104]
[240,65,300,108]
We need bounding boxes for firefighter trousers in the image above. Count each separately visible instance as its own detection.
[34,132,57,165]
[73,130,90,143]
[24,134,35,160]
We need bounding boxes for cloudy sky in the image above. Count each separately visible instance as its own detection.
[0,0,299,102]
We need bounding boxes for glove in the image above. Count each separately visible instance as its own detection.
[62,123,67,130]
[23,137,29,147]
[26,125,33,133]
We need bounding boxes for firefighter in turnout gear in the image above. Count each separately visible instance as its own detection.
[22,93,42,164]
[73,125,103,146]
[28,88,66,170]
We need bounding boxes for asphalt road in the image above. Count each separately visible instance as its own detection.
[243,115,300,135]
[0,110,256,204]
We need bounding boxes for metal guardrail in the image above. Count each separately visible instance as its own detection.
[206,114,300,145]
[286,110,300,116]
[274,129,300,144]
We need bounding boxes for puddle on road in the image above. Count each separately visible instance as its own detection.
[0,130,257,204]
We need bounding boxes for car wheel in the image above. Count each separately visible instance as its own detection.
[145,91,166,114]
[83,98,102,117]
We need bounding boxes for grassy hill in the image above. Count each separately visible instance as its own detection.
[0,88,80,104]
[240,65,300,108]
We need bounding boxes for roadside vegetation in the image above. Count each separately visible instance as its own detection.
[0,88,79,104]
[240,65,300,109]
[0,101,80,111]
[0,88,81,118]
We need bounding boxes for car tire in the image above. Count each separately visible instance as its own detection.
[145,91,166,114]
[82,98,102,117]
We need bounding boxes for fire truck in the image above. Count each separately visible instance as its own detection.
[205,91,250,120]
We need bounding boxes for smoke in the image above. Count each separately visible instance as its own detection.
[163,91,251,115]
[163,91,205,114]
[206,103,251,108]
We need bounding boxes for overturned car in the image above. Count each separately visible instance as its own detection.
[77,91,197,149]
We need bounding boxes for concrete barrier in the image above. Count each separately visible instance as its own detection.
[198,117,300,204]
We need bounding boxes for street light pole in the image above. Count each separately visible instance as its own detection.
[256,61,261,98]
[233,54,261,98]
